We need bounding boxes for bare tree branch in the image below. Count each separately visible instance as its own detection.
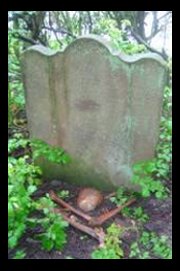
[130,27,168,60]
[146,26,162,42]
[87,11,92,33]
[146,11,171,42]
[88,198,136,227]
[146,11,158,42]
[44,26,76,39]
[136,11,146,40]
[47,13,63,46]
[158,11,172,22]
[49,190,136,228]
[53,207,105,245]
[12,33,38,45]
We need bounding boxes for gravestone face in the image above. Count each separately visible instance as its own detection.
[22,35,167,191]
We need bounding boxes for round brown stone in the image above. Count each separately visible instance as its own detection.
[77,188,103,212]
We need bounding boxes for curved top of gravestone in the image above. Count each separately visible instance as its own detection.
[23,35,166,66]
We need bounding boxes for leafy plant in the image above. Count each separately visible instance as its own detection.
[30,194,68,251]
[8,155,42,249]
[110,188,149,223]
[122,206,149,223]
[152,235,172,259]
[39,212,68,251]
[129,242,149,259]
[130,85,171,199]
[13,249,26,259]
[8,134,70,252]
[31,138,71,164]
[91,247,121,259]
[155,87,172,180]
[91,223,124,259]
[129,231,172,259]
[57,190,70,199]
[131,160,168,199]
[8,133,30,154]
[93,18,146,54]
[8,30,25,127]
[133,207,149,223]
[140,231,172,259]
[110,187,134,205]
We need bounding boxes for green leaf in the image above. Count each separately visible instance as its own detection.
[8,236,18,248]
[42,237,54,251]
[155,191,163,199]
[27,185,37,194]
[142,189,151,197]
[13,249,26,259]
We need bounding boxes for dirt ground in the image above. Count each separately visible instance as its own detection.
[8,177,172,259]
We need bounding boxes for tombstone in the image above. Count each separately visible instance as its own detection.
[22,35,167,191]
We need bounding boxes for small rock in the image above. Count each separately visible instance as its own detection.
[77,188,103,212]
[50,180,61,187]
[26,237,40,244]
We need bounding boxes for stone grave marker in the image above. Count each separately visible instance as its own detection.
[22,35,167,190]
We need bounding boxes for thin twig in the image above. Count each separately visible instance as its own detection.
[49,190,92,222]
[53,207,105,245]
[49,190,136,227]
[88,198,136,227]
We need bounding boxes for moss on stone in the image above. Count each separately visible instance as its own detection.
[36,156,116,191]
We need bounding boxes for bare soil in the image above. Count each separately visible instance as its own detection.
[8,178,172,259]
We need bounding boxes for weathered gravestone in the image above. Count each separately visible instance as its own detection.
[22,35,167,191]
